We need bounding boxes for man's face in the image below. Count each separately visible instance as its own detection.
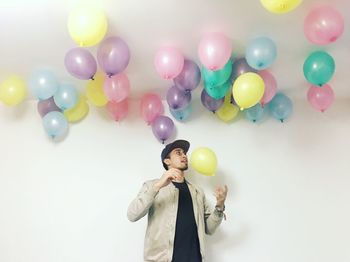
[165,148,188,171]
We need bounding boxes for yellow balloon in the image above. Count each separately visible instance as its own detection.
[68,7,108,47]
[0,75,27,106]
[216,103,239,122]
[64,95,89,122]
[232,72,265,110]
[260,0,302,14]
[190,147,217,176]
[86,73,108,106]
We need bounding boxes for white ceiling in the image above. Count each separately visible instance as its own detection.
[1,0,349,99]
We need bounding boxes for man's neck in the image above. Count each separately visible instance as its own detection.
[173,170,185,183]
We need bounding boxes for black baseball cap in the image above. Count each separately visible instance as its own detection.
[161,139,190,170]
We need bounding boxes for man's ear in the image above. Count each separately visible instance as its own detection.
[163,158,171,167]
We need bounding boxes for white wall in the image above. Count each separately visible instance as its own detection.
[0,97,350,262]
[1,0,350,261]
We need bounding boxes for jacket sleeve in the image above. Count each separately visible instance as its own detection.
[202,190,224,235]
[127,180,159,222]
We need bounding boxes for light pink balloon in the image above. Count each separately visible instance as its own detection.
[307,84,335,112]
[103,73,130,103]
[198,33,232,71]
[154,47,184,79]
[259,70,277,107]
[140,93,164,124]
[106,99,129,121]
[304,6,344,45]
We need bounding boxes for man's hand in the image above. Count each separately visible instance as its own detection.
[153,168,182,191]
[214,185,228,208]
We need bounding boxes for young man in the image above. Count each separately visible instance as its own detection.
[127,139,228,262]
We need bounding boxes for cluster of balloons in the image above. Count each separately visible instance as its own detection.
[140,93,174,143]
[29,69,88,139]
[190,147,218,176]
[0,75,27,106]
[302,6,342,113]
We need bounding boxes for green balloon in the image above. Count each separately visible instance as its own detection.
[303,51,335,86]
[204,79,231,100]
[202,60,232,87]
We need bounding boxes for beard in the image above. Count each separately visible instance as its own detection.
[179,164,188,171]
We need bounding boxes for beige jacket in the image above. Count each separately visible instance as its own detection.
[127,179,224,262]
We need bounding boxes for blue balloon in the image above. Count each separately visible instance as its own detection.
[245,37,277,70]
[54,83,78,110]
[170,104,192,122]
[268,93,293,122]
[29,69,59,100]
[245,104,265,123]
[42,111,68,139]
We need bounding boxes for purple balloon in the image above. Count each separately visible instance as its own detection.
[201,89,224,112]
[173,59,201,92]
[64,48,97,80]
[37,97,61,117]
[231,57,257,81]
[166,86,192,110]
[151,115,175,143]
[97,37,130,77]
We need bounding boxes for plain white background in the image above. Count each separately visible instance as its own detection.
[0,0,350,261]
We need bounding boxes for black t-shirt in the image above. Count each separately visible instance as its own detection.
[171,181,202,262]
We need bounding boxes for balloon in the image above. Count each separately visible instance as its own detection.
[216,103,239,122]
[204,79,231,100]
[67,7,107,47]
[244,103,266,122]
[154,47,184,79]
[29,69,59,100]
[103,73,130,103]
[64,48,97,80]
[86,73,108,107]
[54,83,78,110]
[259,70,277,106]
[233,72,265,110]
[170,104,192,122]
[0,75,27,106]
[260,0,302,14]
[97,36,130,76]
[246,37,277,70]
[42,111,68,139]
[106,99,128,121]
[166,85,191,110]
[231,57,257,81]
[37,97,61,117]
[198,33,232,71]
[64,95,89,122]
[303,51,335,86]
[190,147,217,176]
[140,93,164,124]
[201,89,224,113]
[173,59,201,92]
[151,115,175,143]
[304,6,344,45]
[307,84,334,112]
[202,60,232,87]
[268,93,293,122]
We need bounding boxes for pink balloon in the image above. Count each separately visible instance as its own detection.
[304,6,344,45]
[198,33,232,71]
[140,93,164,124]
[103,73,130,103]
[154,47,184,79]
[106,99,128,121]
[259,70,277,107]
[307,84,335,112]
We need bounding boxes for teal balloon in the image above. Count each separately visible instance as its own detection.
[42,111,68,139]
[54,83,78,110]
[202,60,232,87]
[29,69,59,100]
[170,104,192,121]
[244,103,265,123]
[303,51,335,86]
[204,79,231,99]
[268,93,293,122]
